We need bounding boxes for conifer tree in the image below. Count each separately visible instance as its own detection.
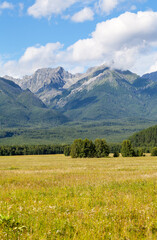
[121,140,135,157]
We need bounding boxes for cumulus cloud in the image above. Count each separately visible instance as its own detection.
[2,43,63,77]
[2,11,157,77]
[28,0,81,18]
[71,7,94,22]
[0,1,14,10]
[67,11,157,71]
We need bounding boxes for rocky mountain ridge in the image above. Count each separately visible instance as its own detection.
[3,64,157,124]
[4,65,139,104]
[4,67,80,104]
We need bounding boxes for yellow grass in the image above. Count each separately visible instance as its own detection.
[0,154,157,239]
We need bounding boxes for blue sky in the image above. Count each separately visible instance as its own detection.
[1,0,157,77]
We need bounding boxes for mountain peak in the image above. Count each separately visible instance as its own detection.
[34,66,65,75]
[56,66,64,73]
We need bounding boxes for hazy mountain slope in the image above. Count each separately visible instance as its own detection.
[132,71,157,118]
[132,71,157,89]
[0,77,68,127]
[132,77,151,88]
[0,78,30,127]
[142,71,157,82]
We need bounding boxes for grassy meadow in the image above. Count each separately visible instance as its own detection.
[0,154,157,239]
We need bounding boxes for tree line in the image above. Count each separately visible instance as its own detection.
[0,145,66,156]
[1,139,157,157]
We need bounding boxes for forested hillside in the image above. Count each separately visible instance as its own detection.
[129,125,157,148]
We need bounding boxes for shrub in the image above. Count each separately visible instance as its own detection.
[113,151,119,157]
[64,146,71,156]
[135,148,144,156]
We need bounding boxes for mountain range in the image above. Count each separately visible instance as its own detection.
[2,64,157,128]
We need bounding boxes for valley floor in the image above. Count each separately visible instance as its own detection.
[0,154,157,239]
[0,118,156,145]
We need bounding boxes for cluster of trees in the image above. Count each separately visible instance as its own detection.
[65,138,110,158]
[0,145,66,156]
[65,139,145,158]
[121,140,144,157]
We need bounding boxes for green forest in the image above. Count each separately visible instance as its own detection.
[129,124,157,148]
[0,145,66,156]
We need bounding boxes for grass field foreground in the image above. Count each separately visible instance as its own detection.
[0,154,157,239]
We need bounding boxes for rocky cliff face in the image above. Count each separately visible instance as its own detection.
[4,67,80,104]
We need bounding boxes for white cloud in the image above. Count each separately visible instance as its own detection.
[71,7,94,22]
[97,0,119,14]
[28,0,81,18]
[148,53,157,73]
[150,63,157,72]
[67,11,157,73]
[0,1,14,10]
[2,11,157,77]
[2,43,63,77]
